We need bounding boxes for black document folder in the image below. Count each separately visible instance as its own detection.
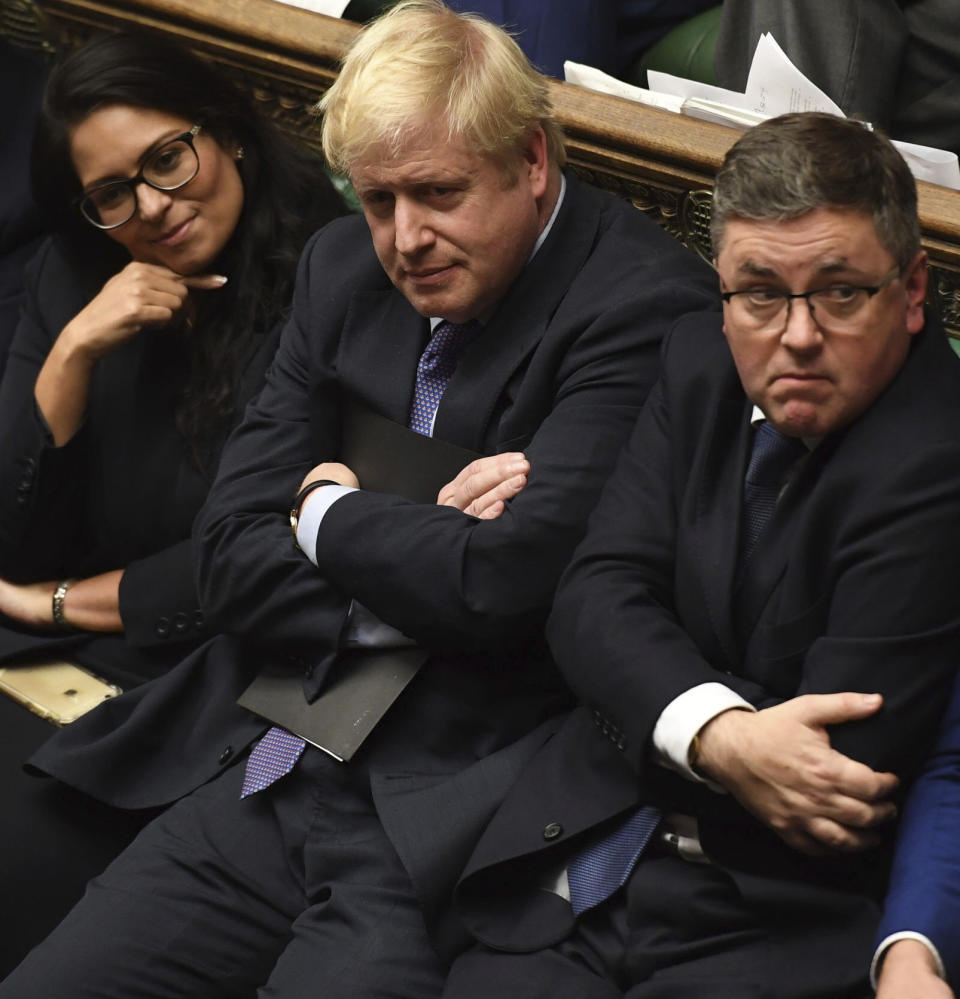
[238,400,482,761]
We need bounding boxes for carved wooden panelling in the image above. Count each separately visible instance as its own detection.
[0,0,55,53]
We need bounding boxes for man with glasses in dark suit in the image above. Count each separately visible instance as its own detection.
[444,112,960,999]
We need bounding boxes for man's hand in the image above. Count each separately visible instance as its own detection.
[437,452,529,519]
[694,693,899,854]
[298,462,360,493]
[876,940,953,999]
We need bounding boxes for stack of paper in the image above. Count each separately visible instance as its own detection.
[271,0,351,16]
[565,33,960,191]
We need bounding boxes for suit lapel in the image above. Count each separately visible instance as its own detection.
[692,397,751,668]
[435,173,604,452]
[335,288,429,426]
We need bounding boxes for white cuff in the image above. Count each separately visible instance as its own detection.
[295,484,356,564]
[652,682,755,785]
[870,932,946,990]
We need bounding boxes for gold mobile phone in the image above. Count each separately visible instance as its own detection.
[0,660,121,726]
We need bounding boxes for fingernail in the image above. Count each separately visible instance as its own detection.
[213,275,228,285]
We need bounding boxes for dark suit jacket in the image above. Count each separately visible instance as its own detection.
[29,173,718,948]
[444,0,715,80]
[0,235,280,687]
[714,0,960,157]
[454,308,960,952]
[0,41,48,381]
[876,667,960,987]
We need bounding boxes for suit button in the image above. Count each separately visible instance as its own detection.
[174,612,189,634]
[542,822,563,841]
[218,746,233,765]
[155,617,170,638]
[193,610,205,630]
[616,737,626,750]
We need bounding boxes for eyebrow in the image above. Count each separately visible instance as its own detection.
[82,128,190,193]
[735,256,867,281]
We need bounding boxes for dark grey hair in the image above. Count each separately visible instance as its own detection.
[711,112,920,269]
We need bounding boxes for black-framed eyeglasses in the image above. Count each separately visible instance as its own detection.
[77,124,202,230]
[720,266,902,333]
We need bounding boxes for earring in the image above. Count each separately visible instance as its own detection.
[235,146,245,161]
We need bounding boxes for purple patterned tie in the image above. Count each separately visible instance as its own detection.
[408,320,480,436]
[567,806,662,915]
[240,727,307,798]
[241,319,480,798]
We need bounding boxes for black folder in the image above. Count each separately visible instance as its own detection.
[238,400,482,762]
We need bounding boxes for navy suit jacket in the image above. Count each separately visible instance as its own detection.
[454,308,960,953]
[876,668,960,986]
[30,173,718,951]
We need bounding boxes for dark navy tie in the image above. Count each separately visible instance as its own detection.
[741,421,805,564]
[241,319,479,798]
[567,806,662,915]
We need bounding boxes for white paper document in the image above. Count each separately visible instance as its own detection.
[271,0,351,16]
[563,61,683,114]
[565,32,959,190]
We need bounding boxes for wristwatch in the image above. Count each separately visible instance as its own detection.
[289,479,341,539]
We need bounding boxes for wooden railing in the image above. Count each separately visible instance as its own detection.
[15,0,960,340]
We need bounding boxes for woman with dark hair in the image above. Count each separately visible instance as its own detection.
[0,30,345,971]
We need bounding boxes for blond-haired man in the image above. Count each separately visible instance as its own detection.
[5,3,716,995]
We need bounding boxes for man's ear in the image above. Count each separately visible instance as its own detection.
[523,126,549,199]
[903,249,928,335]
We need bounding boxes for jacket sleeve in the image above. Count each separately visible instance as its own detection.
[874,667,960,987]
[194,228,356,660]
[0,238,90,580]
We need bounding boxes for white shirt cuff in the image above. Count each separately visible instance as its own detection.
[295,484,356,564]
[870,932,946,990]
[652,682,755,784]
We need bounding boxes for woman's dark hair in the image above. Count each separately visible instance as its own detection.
[33,31,346,467]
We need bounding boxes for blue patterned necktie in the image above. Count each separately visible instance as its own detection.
[240,727,307,798]
[241,319,479,799]
[408,320,480,436]
[740,421,805,564]
[567,806,662,915]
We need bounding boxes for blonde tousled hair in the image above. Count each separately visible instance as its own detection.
[320,0,565,177]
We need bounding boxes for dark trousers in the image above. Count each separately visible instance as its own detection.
[1,746,447,998]
[443,854,879,999]
[0,698,156,979]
